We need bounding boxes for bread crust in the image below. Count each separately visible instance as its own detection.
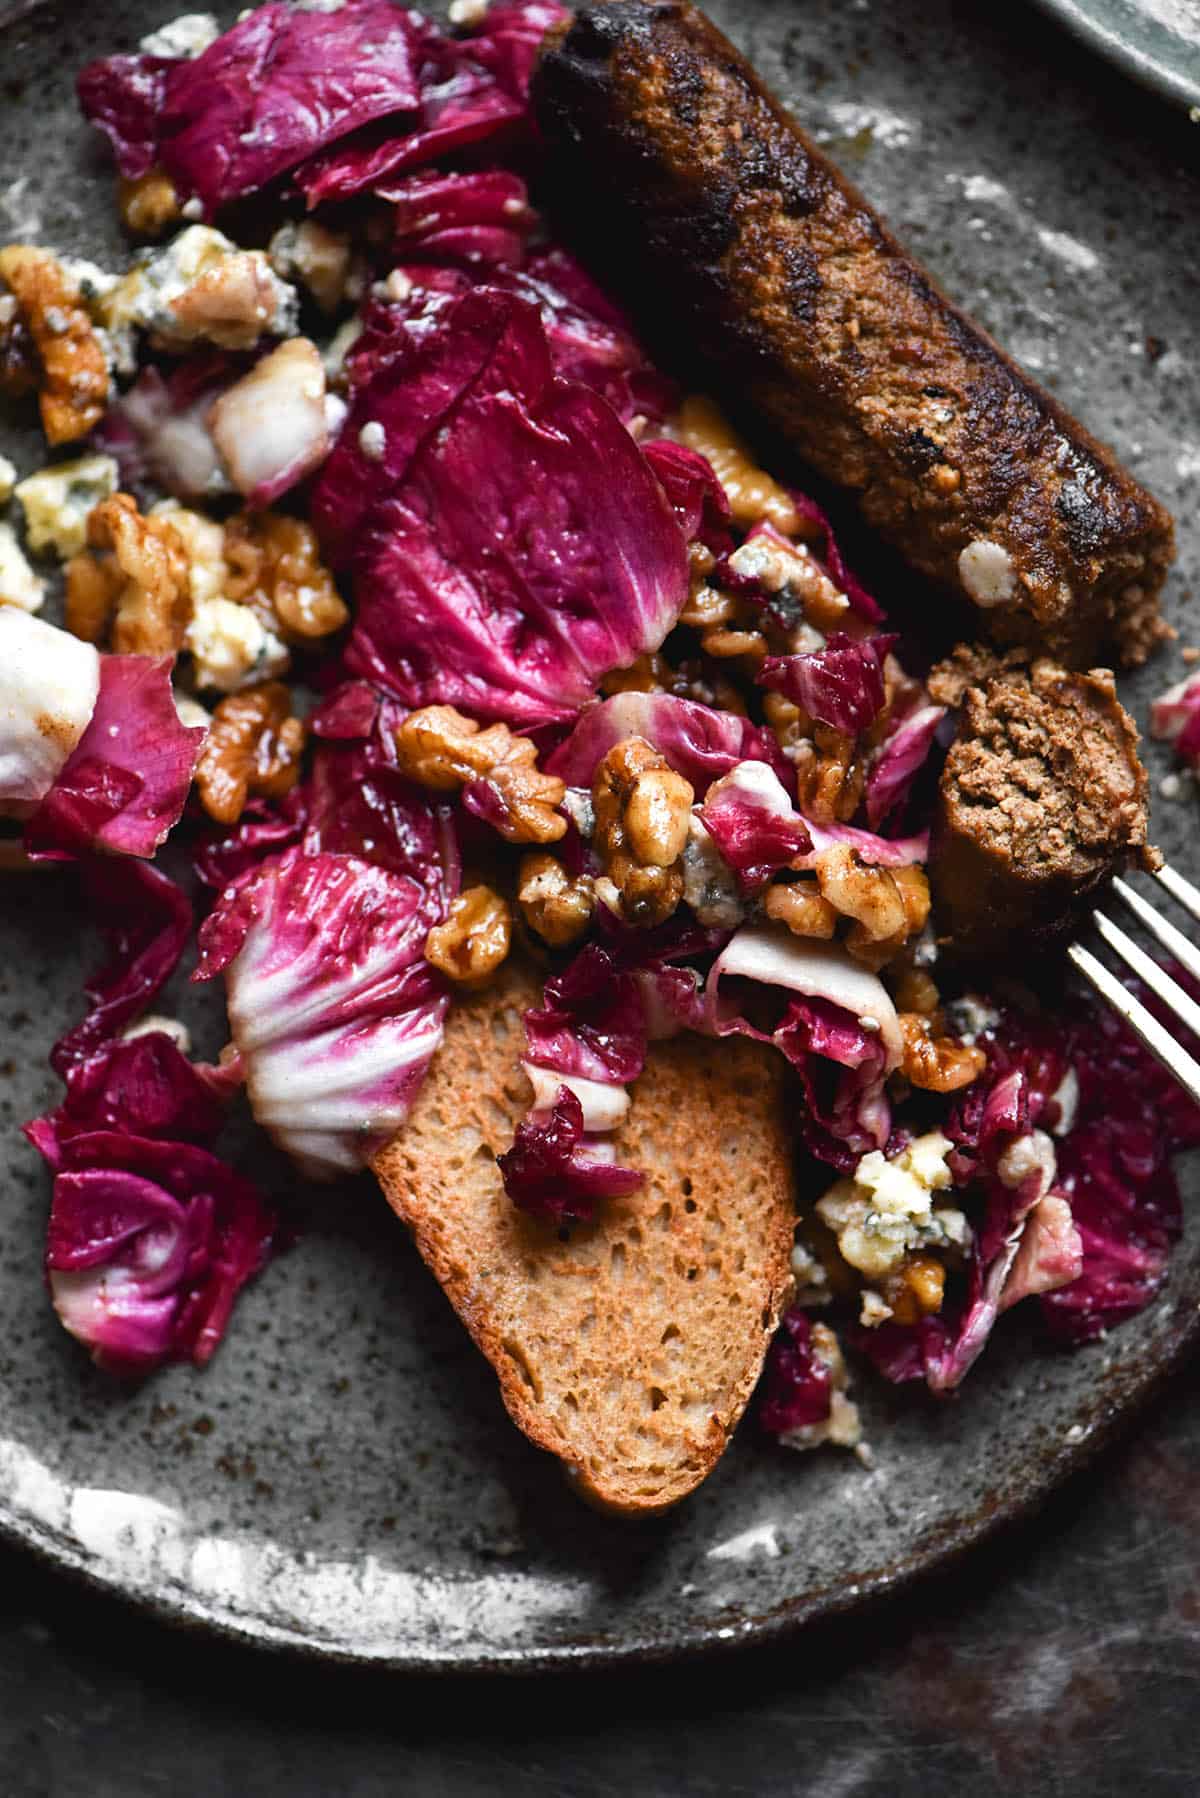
[533,1,1175,667]
[372,963,797,1515]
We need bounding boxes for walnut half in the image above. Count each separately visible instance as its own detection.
[66,493,192,657]
[592,736,693,929]
[425,886,512,989]
[393,706,566,845]
[195,682,307,825]
[0,245,111,444]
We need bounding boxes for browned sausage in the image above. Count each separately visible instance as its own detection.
[533,1,1175,669]
[926,647,1156,960]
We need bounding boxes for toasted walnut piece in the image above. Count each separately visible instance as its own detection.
[223,511,348,643]
[700,624,768,661]
[879,1253,947,1325]
[425,886,512,989]
[517,852,596,948]
[674,395,799,535]
[764,880,837,940]
[679,581,736,629]
[599,652,670,697]
[70,494,192,657]
[891,967,941,1016]
[195,682,307,825]
[0,294,38,398]
[815,843,909,965]
[64,549,121,645]
[898,1012,987,1094]
[665,658,748,717]
[797,724,865,825]
[592,736,692,928]
[117,169,181,238]
[394,705,566,844]
[623,766,693,867]
[763,689,813,759]
[0,246,110,444]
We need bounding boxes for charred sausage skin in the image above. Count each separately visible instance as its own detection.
[534,1,1175,668]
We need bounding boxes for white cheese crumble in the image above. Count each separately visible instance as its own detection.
[322,313,364,382]
[859,1289,894,1329]
[1048,1066,1079,1137]
[776,1323,863,1456]
[359,421,387,461]
[100,226,300,352]
[0,455,17,504]
[680,814,746,929]
[0,610,100,816]
[789,1240,831,1307]
[15,455,119,560]
[185,598,290,694]
[121,1014,193,1054]
[726,534,848,625]
[139,12,219,56]
[560,787,595,838]
[0,524,45,613]
[1160,772,1183,801]
[816,1131,968,1281]
[449,0,490,23]
[996,1128,1057,1201]
[268,220,352,314]
[173,691,211,734]
[958,538,1016,606]
[944,992,999,1046]
[383,268,413,303]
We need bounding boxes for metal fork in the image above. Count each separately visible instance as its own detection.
[1069,864,1200,1106]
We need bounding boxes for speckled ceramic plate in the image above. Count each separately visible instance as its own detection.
[2,0,1199,1674]
[1032,0,1200,110]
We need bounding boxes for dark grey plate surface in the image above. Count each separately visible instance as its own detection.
[1032,0,1200,109]
[1,0,1199,1673]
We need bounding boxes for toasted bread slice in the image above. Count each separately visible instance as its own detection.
[371,962,797,1515]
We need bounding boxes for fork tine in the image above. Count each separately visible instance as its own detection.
[1068,942,1200,1109]
[1091,910,1200,1042]
[1154,861,1200,930]
[1110,876,1200,989]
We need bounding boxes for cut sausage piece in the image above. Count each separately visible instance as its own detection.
[534,2,1175,667]
[927,648,1157,960]
[372,962,797,1515]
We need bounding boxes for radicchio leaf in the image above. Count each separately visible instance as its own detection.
[498,1085,641,1225]
[1151,668,1200,766]
[641,439,733,556]
[340,290,687,725]
[698,761,811,894]
[865,702,947,830]
[387,167,535,268]
[26,1032,228,1167]
[43,1132,273,1376]
[546,692,789,797]
[296,3,568,206]
[758,1309,834,1435]
[154,1,428,215]
[194,849,450,1179]
[758,632,894,736]
[25,655,203,862]
[51,858,193,1076]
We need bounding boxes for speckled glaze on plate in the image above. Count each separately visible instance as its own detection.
[1031,0,1200,110]
[1,0,1199,1675]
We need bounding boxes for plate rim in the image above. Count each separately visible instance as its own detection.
[0,1281,1195,1674]
[1029,0,1200,109]
[1,0,1197,1678]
